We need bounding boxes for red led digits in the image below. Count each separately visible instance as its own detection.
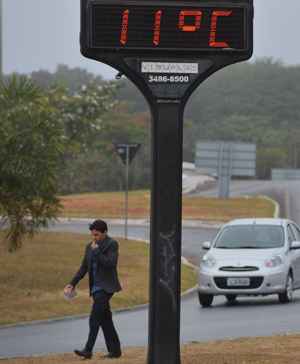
[209,10,232,48]
[153,10,162,46]
[118,7,237,49]
[179,10,202,32]
[120,9,129,45]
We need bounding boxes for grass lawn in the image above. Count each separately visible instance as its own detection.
[2,334,300,363]
[0,232,196,326]
[60,191,275,221]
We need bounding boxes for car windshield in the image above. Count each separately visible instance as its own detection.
[214,225,284,249]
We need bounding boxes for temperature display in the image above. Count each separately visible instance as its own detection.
[87,2,251,54]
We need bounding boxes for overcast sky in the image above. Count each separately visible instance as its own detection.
[3,0,300,79]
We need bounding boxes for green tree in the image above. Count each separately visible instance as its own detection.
[52,81,121,193]
[0,76,64,252]
[31,64,103,93]
[52,81,149,194]
[118,59,300,177]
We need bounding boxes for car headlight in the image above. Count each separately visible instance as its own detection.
[264,256,283,268]
[201,255,217,268]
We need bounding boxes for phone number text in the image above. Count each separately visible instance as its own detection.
[148,75,190,83]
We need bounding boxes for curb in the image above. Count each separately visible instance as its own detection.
[240,195,280,219]
[258,195,280,218]
[0,238,198,331]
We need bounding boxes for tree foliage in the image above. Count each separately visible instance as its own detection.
[10,60,300,186]
[0,76,64,251]
[23,65,151,194]
[22,60,300,181]
[118,59,300,177]
[52,82,149,194]
[0,71,150,251]
[31,64,103,93]
[5,59,300,252]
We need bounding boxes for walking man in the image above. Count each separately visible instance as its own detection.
[64,219,122,359]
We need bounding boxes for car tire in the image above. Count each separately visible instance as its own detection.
[198,292,214,308]
[226,294,237,304]
[278,273,293,304]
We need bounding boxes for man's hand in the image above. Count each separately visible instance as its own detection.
[64,284,74,296]
[91,240,99,250]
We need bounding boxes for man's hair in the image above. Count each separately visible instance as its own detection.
[89,219,108,233]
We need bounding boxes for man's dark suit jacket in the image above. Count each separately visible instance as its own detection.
[70,236,122,295]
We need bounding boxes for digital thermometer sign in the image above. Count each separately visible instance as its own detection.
[84,1,253,56]
[80,2,253,364]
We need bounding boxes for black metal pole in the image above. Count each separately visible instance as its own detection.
[147,100,184,364]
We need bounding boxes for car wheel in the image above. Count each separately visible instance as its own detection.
[198,292,214,308]
[278,273,293,304]
[226,294,237,304]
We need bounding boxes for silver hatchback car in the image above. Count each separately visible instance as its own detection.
[198,218,300,307]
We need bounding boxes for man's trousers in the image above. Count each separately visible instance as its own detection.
[85,290,121,354]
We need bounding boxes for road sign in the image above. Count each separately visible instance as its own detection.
[195,141,256,198]
[81,1,254,363]
[114,143,141,165]
[196,141,256,176]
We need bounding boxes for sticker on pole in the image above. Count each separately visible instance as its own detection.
[141,62,199,84]
[141,62,199,74]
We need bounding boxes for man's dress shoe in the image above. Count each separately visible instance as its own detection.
[103,351,122,359]
[74,349,93,359]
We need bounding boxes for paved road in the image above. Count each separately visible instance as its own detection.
[199,179,300,225]
[50,221,217,266]
[2,290,300,359]
[1,180,300,358]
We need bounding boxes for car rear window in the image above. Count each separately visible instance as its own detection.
[214,225,284,249]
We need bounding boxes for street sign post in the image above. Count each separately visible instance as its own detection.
[114,143,141,166]
[81,1,254,362]
[114,143,141,239]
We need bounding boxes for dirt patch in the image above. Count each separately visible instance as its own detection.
[2,334,300,363]
[60,191,274,221]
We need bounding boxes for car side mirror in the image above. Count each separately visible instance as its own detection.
[291,241,300,250]
[202,241,211,250]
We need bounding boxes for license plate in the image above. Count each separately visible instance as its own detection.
[227,278,250,287]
